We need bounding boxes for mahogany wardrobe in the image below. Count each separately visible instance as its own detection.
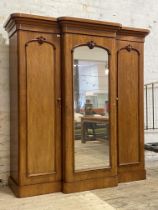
[4,13,149,197]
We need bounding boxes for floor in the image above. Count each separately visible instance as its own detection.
[93,150,158,210]
[1,150,158,210]
[0,188,115,210]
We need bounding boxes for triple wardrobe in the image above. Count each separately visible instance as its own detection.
[4,13,149,197]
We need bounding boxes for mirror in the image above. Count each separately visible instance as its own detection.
[73,44,110,171]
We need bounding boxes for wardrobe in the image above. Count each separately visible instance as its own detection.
[4,13,149,197]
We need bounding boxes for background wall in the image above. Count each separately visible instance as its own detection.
[0,0,157,184]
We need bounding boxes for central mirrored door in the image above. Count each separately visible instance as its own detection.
[73,45,110,171]
[62,34,117,193]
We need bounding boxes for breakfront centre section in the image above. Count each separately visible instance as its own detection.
[4,13,149,197]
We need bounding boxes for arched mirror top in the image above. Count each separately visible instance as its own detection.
[72,42,111,57]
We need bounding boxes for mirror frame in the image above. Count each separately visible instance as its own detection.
[71,41,112,173]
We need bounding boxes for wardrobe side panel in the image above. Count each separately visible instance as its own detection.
[9,32,19,183]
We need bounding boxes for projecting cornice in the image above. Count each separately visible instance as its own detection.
[4,13,59,37]
[4,13,150,40]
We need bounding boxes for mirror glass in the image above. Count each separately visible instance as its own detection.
[73,45,110,171]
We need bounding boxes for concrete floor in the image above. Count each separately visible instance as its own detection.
[93,150,158,210]
[0,188,115,210]
[0,150,158,210]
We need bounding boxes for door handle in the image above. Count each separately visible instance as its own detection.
[57,98,61,105]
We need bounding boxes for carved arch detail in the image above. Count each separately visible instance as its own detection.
[71,42,111,55]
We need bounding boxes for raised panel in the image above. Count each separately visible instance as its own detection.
[26,41,55,176]
[118,48,140,165]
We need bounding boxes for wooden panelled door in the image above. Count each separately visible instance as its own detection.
[19,31,61,193]
[117,40,146,182]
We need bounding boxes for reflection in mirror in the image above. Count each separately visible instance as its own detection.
[73,45,110,171]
